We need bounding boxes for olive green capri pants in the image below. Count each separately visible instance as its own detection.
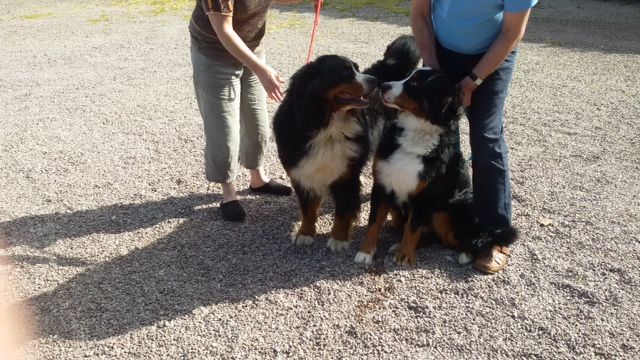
[190,37,269,184]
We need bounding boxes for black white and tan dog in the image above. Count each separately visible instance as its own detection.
[354,67,518,265]
[273,36,420,252]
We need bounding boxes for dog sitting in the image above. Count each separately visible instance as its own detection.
[354,67,518,265]
[273,36,420,252]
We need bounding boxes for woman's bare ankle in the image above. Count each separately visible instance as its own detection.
[249,168,269,188]
[220,182,238,203]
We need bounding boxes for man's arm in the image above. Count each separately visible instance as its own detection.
[460,9,532,107]
[208,12,285,101]
[410,0,440,69]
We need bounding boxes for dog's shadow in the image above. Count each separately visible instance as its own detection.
[6,193,477,341]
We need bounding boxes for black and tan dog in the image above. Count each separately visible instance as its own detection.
[273,36,420,252]
[354,67,518,265]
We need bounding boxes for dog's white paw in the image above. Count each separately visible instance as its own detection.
[354,250,375,265]
[327,237,351,252]
[388,243,400,254]
[458,252,473,265]
[292,234,314,246]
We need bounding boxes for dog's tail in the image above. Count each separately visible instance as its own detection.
[469,226,519,256]
[364,35,421,83]
[448,195,519,258]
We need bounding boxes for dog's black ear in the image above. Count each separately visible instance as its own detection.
[287,61,321,100]
[420,74,462,125]
[444,82,464,120]
[283,60,330,130]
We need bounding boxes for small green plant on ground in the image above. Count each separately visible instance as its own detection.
[267,12,306,32]
[111,0,192,15]
[87,13,110,25]
[543,39,563,46]
[323,0,410,16]
[19,12,55,20]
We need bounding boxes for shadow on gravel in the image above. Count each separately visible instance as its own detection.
[275,3,409,27]
[524,1,640,55]
[20,193,354,340]
[0,194,217,249]
[0,254,90,268]
[278,1,640,55]
[19,193,479,340]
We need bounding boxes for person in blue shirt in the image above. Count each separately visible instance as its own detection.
[411,0,538,273]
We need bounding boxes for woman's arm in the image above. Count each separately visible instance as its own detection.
[410,0,440,69]
[208,12,284,101]
[460,9,532,107]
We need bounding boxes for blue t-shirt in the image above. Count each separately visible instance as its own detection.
[432,0,538,54]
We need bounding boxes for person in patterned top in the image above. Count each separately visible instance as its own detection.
[189,0,313,221]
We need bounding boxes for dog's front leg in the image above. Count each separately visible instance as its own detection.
[292,183,321,246]
[394,210,423,266]
[355,182,389,264]
[327,177,361,252]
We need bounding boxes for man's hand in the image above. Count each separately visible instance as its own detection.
[256,64,285,102]
[459,76,478,108]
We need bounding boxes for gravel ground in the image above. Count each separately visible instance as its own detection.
[1,0,639,359]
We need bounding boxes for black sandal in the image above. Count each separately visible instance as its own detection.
[220,200,246,222]
[249,179,292,196]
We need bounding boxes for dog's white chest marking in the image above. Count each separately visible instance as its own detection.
[290,112,362,197]
[376,113,443,203]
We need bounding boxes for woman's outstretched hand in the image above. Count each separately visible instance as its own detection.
[257,64,285,102]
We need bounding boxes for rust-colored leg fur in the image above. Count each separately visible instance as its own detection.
[394,212,422,265]
[360,202,391,255]
[297,199,320,238]
[432,211,460,249]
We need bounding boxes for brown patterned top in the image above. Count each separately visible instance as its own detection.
[189,0,273,52]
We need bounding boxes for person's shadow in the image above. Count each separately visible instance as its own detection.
[1,194,217,249]
[4,194,374,340]
[4,193,477,341]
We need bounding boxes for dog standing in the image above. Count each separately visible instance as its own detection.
[273,36,420,252]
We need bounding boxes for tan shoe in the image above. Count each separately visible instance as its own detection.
[473,245,511,274]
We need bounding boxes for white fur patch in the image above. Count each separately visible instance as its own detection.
[289,113,363,198]
[458,252,473,265]
[382,80,404,108]
[354,64,367,86]
[327,237,351,252]
[388,243,400,254]
[292,234,314,246]
[354,64,376,97]
[396,113,444,154]
[377,153,422,203]
[354,250,375,265]
[376,112,443,203]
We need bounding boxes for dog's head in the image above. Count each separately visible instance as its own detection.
[379,67,462,126]
[288,55,377,112]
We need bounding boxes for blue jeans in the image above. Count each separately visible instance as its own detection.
[436,43,517,231]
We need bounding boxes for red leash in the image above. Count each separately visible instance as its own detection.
[306,0,323,64]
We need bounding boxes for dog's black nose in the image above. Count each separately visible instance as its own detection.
[380,82,392,92]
